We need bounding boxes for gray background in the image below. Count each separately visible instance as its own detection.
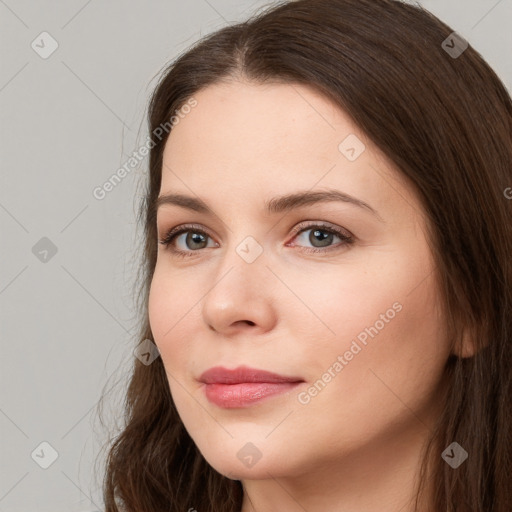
[1,1,510,511]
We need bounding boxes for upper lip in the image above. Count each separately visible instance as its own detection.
[199,365,304,384]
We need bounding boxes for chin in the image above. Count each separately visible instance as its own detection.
[198,442,295,482]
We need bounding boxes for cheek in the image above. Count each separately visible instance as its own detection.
[147,275,210,441]
[148,276,168,342]
[148,270,208,389]
[304,268,448,417]
[296,250,448,393]
[286,278,448,461]
[148,275,188,364]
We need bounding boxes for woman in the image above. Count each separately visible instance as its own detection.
[99,0,512,510]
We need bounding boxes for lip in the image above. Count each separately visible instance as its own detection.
[198,365,304,408]
[199,365,304,384]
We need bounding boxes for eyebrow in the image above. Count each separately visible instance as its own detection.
[155,189,383,221]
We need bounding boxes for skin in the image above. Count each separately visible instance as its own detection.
[148,79,458,511]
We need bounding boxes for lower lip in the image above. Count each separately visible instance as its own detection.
[203,382,302,408]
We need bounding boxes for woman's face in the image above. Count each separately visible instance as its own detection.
[148,80,451,482]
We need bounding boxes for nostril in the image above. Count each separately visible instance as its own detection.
[236,320,255,326]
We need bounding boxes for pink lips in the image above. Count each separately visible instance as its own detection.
[199,365,304,408]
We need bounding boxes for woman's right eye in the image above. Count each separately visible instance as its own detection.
[158,224,217,259]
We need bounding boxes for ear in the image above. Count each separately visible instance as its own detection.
[452,322,481,359]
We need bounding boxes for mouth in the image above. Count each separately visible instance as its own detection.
[198,365,305,408]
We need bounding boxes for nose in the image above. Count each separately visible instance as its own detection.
[201,243,278,336]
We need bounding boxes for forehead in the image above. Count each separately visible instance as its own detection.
[159,80,420,224]
[163,80,350,167]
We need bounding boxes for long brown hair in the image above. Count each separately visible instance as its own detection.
[97,0,512,510]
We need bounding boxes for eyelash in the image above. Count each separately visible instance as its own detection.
[158,222,354,259]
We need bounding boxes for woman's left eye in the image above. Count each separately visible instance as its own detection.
[289,224,354,253]
[158,222,354,258]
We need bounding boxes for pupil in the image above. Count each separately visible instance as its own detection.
[311,229,332,247]
[188,232,206,249]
